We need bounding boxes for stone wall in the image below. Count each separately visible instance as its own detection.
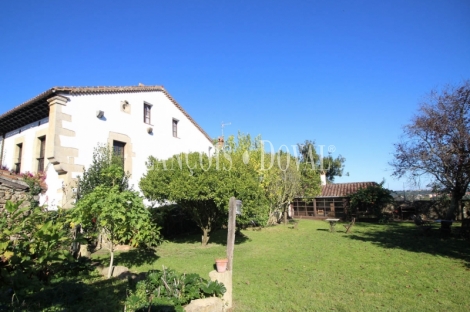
[0,185,29,210]
[387,199,470,220]
[0,171,30,210]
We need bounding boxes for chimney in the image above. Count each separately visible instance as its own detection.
[217,137,224,149]
[320,172,327,186]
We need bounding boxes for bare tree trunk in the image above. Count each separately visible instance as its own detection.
[461,201,465,221]
[107,239,114,279]
[447,193,461,220]
[201,228,210,246]
[267,210,278,225]
[283,210,287,225]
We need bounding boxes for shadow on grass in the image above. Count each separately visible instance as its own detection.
[135,305,178,312]
[345,222,470,267]
[112,249,160,268]
[9,275,127,311]
[165,228,250,246]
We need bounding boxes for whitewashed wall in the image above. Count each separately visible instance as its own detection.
[0,118,59,209]
[1,90,213,209]
[1,118,49,173]
[60,91,213,191]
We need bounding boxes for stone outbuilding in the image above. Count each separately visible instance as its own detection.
[0,170,30,210]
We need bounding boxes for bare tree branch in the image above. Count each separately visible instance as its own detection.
[390,81,470,219]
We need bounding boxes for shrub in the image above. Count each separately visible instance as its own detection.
[0,201,88,305]
[349,182,394,218]
[71,164,162,278]
[149,205,199,238]
[76,143,130,200]
[125,267,226,311]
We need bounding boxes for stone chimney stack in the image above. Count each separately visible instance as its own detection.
[217,137,224,149]
[320,172,327,186]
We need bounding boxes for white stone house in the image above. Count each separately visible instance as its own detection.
[0,85,214,209]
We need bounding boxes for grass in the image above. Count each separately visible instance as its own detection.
[20,220,470,311]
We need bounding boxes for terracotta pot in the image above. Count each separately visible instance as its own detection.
[215,258,228,273]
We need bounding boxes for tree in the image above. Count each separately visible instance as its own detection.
[76,144,129,200]
[349,182,393,217]
[264,153,302,225]
[140,134,267,246]
[297,140,345,183]
[298,161,322,200]
[0,173,81,304]
[72,164,161,278]
[140,153,225,246]
[223,133,271,226]
[390,81,470,219]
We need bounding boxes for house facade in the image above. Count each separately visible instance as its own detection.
[0,85,214,209]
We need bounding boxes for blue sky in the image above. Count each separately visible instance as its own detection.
[1,0,469,190]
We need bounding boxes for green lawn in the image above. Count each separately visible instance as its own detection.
[98,220,470,311]
[26,220,470,311]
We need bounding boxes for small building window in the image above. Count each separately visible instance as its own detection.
[144,103,152,124]
[37,136,46,172]
[113,140,126,167]
[15,143,23,174]
[172,119,179,138]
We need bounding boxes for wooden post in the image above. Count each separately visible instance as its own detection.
[226,197,236,271]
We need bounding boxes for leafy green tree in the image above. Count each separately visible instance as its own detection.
[0,201,80,304]
[298,162,322,201]
[349,182,394,217]
[140,135,267,246]
[72,165,161,278]
[297,140,345,183]
[264,153,302,225]
[223,133,270,226]
[76,143,129,200]
[141,153,225,246]
[390,81,470,219]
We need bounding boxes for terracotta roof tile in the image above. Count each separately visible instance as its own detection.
[320,182,378,197]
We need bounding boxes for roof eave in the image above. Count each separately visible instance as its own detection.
[0,86,214,144]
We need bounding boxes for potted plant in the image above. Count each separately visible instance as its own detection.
[215,257,228,273]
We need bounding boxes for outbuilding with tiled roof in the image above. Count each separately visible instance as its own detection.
[292,182,378,219]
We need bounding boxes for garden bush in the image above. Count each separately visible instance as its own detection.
[0,201,92,307]
[149,204,199,238]
[125,266,226,311]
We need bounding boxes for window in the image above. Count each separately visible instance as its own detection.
[15,143,23,174]
[113,140,126,167]
[172,119,179,138]
[144,103,152,124]
[37,136,46,172]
